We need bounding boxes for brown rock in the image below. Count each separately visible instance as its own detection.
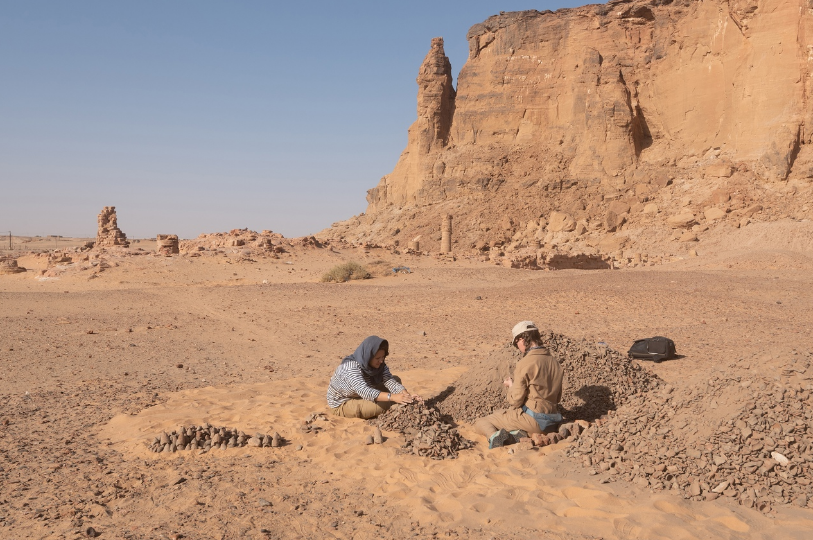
[373,427,383,444]
[704,207,727,221]
[95,206,129,248]
[531,433,549,447]
[248,437,262,448]
[604,210,626,232]
[547,211,577,233]
[156,234,180,255]
[667,213,697,229]
[516,438,535,451]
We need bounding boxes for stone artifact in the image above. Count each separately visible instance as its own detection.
[156,234,179,255]
[96,206,129,248]
[441,214,452,253]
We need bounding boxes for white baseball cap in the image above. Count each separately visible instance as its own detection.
[512,320,538,342]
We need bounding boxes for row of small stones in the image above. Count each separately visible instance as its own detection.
[568,380,813,510]
[403,427,474,460]
[148,425,281,453]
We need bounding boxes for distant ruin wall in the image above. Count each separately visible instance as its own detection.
[96,206,129,248]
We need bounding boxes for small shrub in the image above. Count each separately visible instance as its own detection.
[321,261,371,283]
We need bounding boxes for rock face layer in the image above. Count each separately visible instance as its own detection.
[368,37,456,210]
[370,0,810,212]
[331,0,813,261]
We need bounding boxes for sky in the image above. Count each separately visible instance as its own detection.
[1,1,587,239]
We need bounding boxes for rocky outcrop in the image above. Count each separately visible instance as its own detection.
[332,0,813,261]
[371,0,811,214]
[95,206,129,248]
[367,37,455,210]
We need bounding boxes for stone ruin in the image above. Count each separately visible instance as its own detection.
[156,234,179,255]
[441,214,452,253]
[96,206,129,248]
[0,258,26,275]
[568,363,813,511]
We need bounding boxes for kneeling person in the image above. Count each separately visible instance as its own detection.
[327,335,420,419]
[475,321,564,448]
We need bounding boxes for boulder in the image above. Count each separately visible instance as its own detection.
[547,212,576,232]
[704,207,726,221]
[667,213,696,229]
[608,201,631,215]
[604,210,626,232]
[705,164,733,177]
[708,188,731,204]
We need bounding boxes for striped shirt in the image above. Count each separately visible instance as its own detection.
[326,360,406,409]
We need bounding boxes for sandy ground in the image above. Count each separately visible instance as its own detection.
[2,241,813,539]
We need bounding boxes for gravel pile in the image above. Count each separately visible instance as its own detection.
[567,367,813,512]
[437,333,661,424]
[436,348,515,424]
[544,332,661,421]
[147,424,282,453]
[376,402,473,460]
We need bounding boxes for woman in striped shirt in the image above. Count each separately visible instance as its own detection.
[327,335,421,419]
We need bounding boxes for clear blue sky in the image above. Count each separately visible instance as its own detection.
[1,1,587,239]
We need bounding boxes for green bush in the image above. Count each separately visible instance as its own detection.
[321,261,371,283]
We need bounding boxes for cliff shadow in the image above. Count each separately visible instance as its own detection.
[633,104,653,157]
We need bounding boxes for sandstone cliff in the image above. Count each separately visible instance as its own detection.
[323,0,813,266]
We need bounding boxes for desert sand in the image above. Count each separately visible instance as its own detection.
[2,227,813,540]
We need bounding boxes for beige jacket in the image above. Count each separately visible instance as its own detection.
[506,347,563,414]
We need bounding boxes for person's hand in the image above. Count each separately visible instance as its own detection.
[391,392,414,404]
[503,377,513,388]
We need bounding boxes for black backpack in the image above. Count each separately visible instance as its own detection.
[628,336,676,363]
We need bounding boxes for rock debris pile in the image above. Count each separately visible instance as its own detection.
[543,332,661,421]
[182,229,289,257]
[148,425,282,453]
[436,348,515,424]
[568,363,813,511]
[376,402,473,460]
[437,333,661,424]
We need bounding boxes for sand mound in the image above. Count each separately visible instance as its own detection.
[568,357,813,510]
[375,402,473,460]
[437,333,661,424]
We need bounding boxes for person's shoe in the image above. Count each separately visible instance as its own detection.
[509,430,528,443]
[488,429,510,449]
